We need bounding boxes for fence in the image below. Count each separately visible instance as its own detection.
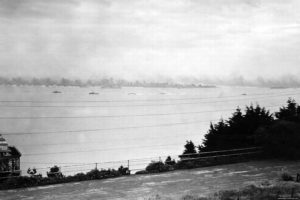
[0,147,264,179]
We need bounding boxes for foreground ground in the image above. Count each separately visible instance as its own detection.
[1,160,300,200]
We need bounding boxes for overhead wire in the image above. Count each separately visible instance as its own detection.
[0,102,285,136]
[0,91,298,108]
[22,143,184,156]
[0,104,283,120]
[0,118,221,136]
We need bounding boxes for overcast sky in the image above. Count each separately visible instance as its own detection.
[0,0,300,81]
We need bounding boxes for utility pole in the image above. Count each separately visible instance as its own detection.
[95,163,98,170]
[127,160,129,169]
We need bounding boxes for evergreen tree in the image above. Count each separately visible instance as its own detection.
[275,98,300,122]
[256,120,300,159]
[183,140,197,154]
[199,104,274,152]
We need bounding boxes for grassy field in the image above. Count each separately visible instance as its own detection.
[1,160,300,200]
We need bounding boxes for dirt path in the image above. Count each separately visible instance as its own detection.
[1,160,300,200]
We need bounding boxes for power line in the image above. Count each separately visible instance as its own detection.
[21,156,168,165]
[20,147,261,173]
[0,103,285,136]
[17,132,201,147]
[22,143,183,156]
[0,119,219,136]
[0,104,281,120]
[0,92,282,103]
[0,101,285,136]
[0,92,298,108]
[33,163,94,170]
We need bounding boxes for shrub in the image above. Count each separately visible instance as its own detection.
[145,161,170,173]
[50,165,60,173]
[165,156,176,165]
[175,160,196,169]
[73,173,88,181]
[118,165,130,175]
[281,173,294,181]
[86,169,120,179]
[0,165,128,190]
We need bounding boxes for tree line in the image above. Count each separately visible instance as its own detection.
[183,98,300,159]
[0,76,214,88]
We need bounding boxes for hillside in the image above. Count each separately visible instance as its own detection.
[1,160,300,200]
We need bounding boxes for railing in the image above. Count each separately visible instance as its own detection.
[177,147,263,168]
[179,147,262,159]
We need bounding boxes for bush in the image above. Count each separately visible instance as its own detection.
[0,166,129,190]
[145,161,171,173]
[118,165,130,175]
[281,173,294,181]
[50,165,60,173]
[72,173,88,181]
[86,168,121,179]
[165,156,176,165]
[175,160,196,169]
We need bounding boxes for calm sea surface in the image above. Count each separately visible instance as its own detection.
[0,85,299,175]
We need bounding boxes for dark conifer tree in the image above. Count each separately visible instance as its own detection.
[199,104,274,152]
[275,98,300,122]
[183,140,197,154]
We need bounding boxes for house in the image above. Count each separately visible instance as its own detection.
[0,135,22,178]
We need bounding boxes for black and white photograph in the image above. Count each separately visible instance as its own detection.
[1,0,300,199]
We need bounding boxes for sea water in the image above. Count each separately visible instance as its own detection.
[0,85,298,175]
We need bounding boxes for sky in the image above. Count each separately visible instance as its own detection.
[0,0,300,81]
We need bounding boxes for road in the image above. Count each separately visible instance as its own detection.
[1,160,300,200]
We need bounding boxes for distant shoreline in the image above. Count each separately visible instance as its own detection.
[0,83,217,89]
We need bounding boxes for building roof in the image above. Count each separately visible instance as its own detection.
[0,134,8,144]
[0,135,21,158]
[8,146,22,157]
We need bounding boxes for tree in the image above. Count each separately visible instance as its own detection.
[275,98,300,122]
[255,120,300,159]
[183,140,196,154]
[199,104,274,152]
[27,168,37,176]
[165,156,176,165]
[47,165,63,178]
